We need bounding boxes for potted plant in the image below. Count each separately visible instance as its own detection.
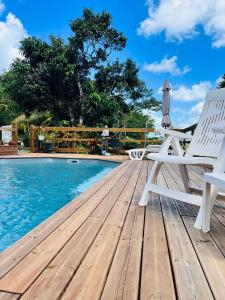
[44,132,56,153]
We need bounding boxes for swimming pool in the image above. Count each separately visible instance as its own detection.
[0,158,118,252]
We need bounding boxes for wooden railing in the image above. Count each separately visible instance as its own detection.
[29,126,160,153]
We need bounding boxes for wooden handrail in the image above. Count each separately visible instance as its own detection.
[33,126,155,133]
[49,138,161,144]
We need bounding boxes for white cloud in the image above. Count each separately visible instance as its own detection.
[188,101,204,116]
[175,102,204,128]
[143,109,162,129]
[0,1,5,15]
[138,0,225,48]
[150,111,162,129]
[0,6,28,73]
[176,117,197,129]
[144,56,191,76]
[158,80,211,128]
[171,81,212,102]
[172,107,185,114]
[152,80,211,128]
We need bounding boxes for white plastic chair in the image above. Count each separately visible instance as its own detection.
[202,132,225,232]
[2,125,12,145]
[126,144,161,160]
[139,88,225,230]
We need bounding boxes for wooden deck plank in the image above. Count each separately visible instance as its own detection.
[162,165,197,217]
[60,163,143,300]
[160,196,213,299]
[213,204,225,226]
[187,166,203,188]
[115,167,146,300]
[101,161,148,300]
[20,162,141,300]
[167,164,225,288]
[0,292,20,300]
[20,217,104,300]
[0,161,135,294]
[170,164,225,223]
[0,161,128,279]
[158,172,213,299]
[1,159,225,299]
[183,216,225,299]
[205,214,225,256]
[140,193,176,300]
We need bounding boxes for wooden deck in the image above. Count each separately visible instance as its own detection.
[1,160,225,299]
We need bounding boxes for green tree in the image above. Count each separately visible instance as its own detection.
[120,111,154,128]
[2,9,160,127]
[218,75,225,88]
[0,81,21,125]
[95,59,160,113]
[3,10,127,125]
[69,9,126,123]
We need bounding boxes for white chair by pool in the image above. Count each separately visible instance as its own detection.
[202,125,225,232]
[126,144,161,160]
[139,88,225,230]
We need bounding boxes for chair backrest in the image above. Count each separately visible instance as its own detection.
[187,88,225,158]
[146,144,161,151]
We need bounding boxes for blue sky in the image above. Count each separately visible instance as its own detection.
[1,0,225,128]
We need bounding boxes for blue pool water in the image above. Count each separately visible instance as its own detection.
[0,158,118,252]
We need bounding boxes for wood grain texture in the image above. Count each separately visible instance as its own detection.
[158,171,213,300]
[140,193,176,300]
[101,162,148,300]
[0,161,225,299]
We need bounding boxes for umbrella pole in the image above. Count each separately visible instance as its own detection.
[144,121,148,148]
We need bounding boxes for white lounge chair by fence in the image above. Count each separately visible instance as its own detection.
[126,144,161,160]
[139,88,225,230]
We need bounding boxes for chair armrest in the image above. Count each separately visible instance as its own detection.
[159,128,192,139]
[212,125,225,134]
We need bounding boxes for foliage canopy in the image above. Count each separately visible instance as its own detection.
[1,9,160,128]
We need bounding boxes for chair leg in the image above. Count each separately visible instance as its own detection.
[139,161,162,206]
[139,150,146,160]
[201,182,211,233]
[194,206,203,230]
[178,164,190,193]
[194,184,218,231]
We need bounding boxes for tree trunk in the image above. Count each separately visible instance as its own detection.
[77,79,84,125]
[68,106,75,126]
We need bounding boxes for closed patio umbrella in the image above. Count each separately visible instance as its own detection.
[161,80,172,128]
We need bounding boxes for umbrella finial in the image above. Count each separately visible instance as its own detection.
[162,79,171,91]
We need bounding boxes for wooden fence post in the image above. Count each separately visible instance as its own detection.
[72,130,77,148]
[12,123,18,145]
[30,125,35,152]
